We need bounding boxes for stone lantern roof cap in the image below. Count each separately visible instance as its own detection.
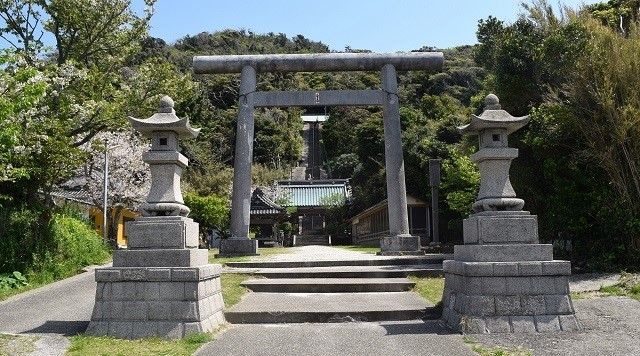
[458,94,529,135]
[129,95,200,139]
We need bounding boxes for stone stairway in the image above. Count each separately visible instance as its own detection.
[294,235,330,246]
[223,255,448,324]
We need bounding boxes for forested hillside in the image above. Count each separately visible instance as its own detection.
[1,0,638,276]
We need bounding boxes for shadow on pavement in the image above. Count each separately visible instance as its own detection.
[24,321,88,336]
[380,319,458,336]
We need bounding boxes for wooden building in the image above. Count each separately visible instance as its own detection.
[276,179,352,245]
[351,195,430,247]
[249,188,289,246]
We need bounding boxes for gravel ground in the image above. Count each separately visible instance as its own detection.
[468,296,640,355]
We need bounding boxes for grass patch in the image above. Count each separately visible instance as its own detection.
[0,281,46,302]
[67,332,213,356]
[0,333,39,355]
[332,245,380,254]
[220,273,256,308]
[599,272,640,300]
[592,272,640,300]
[463,336,532,356]
[409,276,445,306]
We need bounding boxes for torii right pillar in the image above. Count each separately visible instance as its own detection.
[441,94,579,333]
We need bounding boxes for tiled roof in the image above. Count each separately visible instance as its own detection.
[251,188,287,216]
[277,180,351,207]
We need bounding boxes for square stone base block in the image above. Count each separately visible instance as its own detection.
[463,213,538,245]
[379,235,422,255]
[219,238,259,257]
[113,248,208,267]
[441,259,578,333]
[86,264,225,339]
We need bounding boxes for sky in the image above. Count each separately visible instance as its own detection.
[146,0,601,53]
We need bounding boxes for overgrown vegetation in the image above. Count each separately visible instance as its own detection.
[599,273,640,300]
[0,205,110,293]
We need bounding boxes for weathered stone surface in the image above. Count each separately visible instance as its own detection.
[219,238,259,256]
[485,316,511,333]
[113,249,208,268]
[193,52,444,74]
[558,314,580,331]
[87,266,225,339]
[454,244,554,263]
[378,235,422,255]
[463,215,538,244]
[535,315,561,332]
[510,316,536,333]
[126,217,199,249]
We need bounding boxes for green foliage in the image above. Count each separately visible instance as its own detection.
[37,212,111,282]
[254,108,303,168]
[0,271,28,290]
[474,0,640,269]
[0,204,110,284]
[184,193,230,232]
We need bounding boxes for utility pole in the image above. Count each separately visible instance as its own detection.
[102,138,109,244]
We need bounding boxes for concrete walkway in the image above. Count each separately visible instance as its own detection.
[0,246,637,356]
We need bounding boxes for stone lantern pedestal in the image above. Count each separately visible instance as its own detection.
[441,95,578,333]
[86,97,225,339]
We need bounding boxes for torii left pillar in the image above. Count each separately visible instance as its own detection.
[219,65,260,257]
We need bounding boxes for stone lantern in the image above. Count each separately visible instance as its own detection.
[86,96,225,339]
[458,93,536,245]
[440,94,578,334]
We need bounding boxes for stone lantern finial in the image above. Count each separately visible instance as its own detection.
[484,93,500,110]
[158,95,175,113]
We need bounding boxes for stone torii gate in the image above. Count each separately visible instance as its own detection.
[193,52,443,256]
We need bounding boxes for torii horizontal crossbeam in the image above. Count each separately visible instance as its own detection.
[253,90,384,107]
[193,52,443,74]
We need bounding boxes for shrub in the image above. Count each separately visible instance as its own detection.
[29,212,111,284]
[0,204,110,285]
[0,271,28,290]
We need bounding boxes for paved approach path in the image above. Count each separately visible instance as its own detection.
[1,246,638,356]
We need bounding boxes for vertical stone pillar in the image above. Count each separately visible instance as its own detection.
[379,64,420,255]
[86,96,225,339]
[221,65,259,256]
[441,94,578,333]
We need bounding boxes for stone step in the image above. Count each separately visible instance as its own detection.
[225,255,450,269]
[241,278,415,293]
[224,292,440,324]
[232,264,443,279]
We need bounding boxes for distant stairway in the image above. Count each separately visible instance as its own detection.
[294,235,330,246]
[223,255,446,324]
